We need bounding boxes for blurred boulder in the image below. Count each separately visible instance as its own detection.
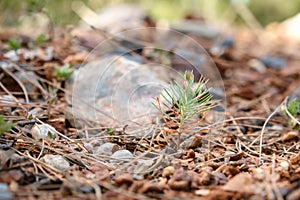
[74,2,151,33]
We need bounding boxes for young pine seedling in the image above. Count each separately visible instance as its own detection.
[153,70,218,149]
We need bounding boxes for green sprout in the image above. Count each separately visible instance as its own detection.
[0,115,13,135]
[153,70,217,149]
[106,128,115,135]
[35,34,47,45]
[282,98,300,129]
[8,39,21,51]
[55,63,74,80]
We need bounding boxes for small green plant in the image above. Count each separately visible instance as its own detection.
[106,128,115,135]
[35,34,47,45]
[282,98,300,129]
[8,39,21,51]
[55,63,74,80]
[153,70,217,149]
[0,115,13,135]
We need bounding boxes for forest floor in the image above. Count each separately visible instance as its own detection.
[0,19,300,200]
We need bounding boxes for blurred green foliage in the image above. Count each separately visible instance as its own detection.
[55,63,74,80]
[248,0,300,25]
[282,98,300,130]
[1,0,300,27]
[8,39,21,50]
[0,115,13,135]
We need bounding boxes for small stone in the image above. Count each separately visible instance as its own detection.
[210,37,234,56]
[259,56,287,69]
[185,135,202,149]
[248,59,267,73]
[229,152,244,161]
[162,166,175,178]
[93,142,119,156]
[133,159,155,175]
[9,181,18,193]
[199,171,212,186]
[253,168,266,181]
[212,172,227,185]
[195,189,210,196]
[111,150,133,161]
[0,183,8,191]
[78,3,148,33]
[168,179,190,190]
[216,165,239,178]
[187,170,202,188]
[42,154,70,172]
[168,168,192,190]
[183,149,195,159]
[114,173,133,186]
[139,182,163,193]
[279,161,290,171]
[223,173,251,192]
[30,124,57,140]
[83,142,93,152]
[172,21,219,39]
[158,177,167,186]
[27,107,46,119]
[77,186,94,193]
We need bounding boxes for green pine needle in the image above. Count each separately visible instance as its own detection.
[154,70,217,128]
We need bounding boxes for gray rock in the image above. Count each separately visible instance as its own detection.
[111,150,133,161]
[0,183,12,200]
[42,154,70,172]
[76,3,147,33]
[30,124,57,140]
[93,142,119,156]
[172,21,220,39]
[68,55,169,129]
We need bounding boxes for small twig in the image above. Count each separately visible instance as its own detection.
[229,115,243,135]
[35,118,89,153]
[1,65,29,104]
[37,139,45,160]
[9,61,51,97]
[281,141,300,155]
[13,148,63,175]
[0,80,28,111]
[197,116,269,131]
[258,98,287,165]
